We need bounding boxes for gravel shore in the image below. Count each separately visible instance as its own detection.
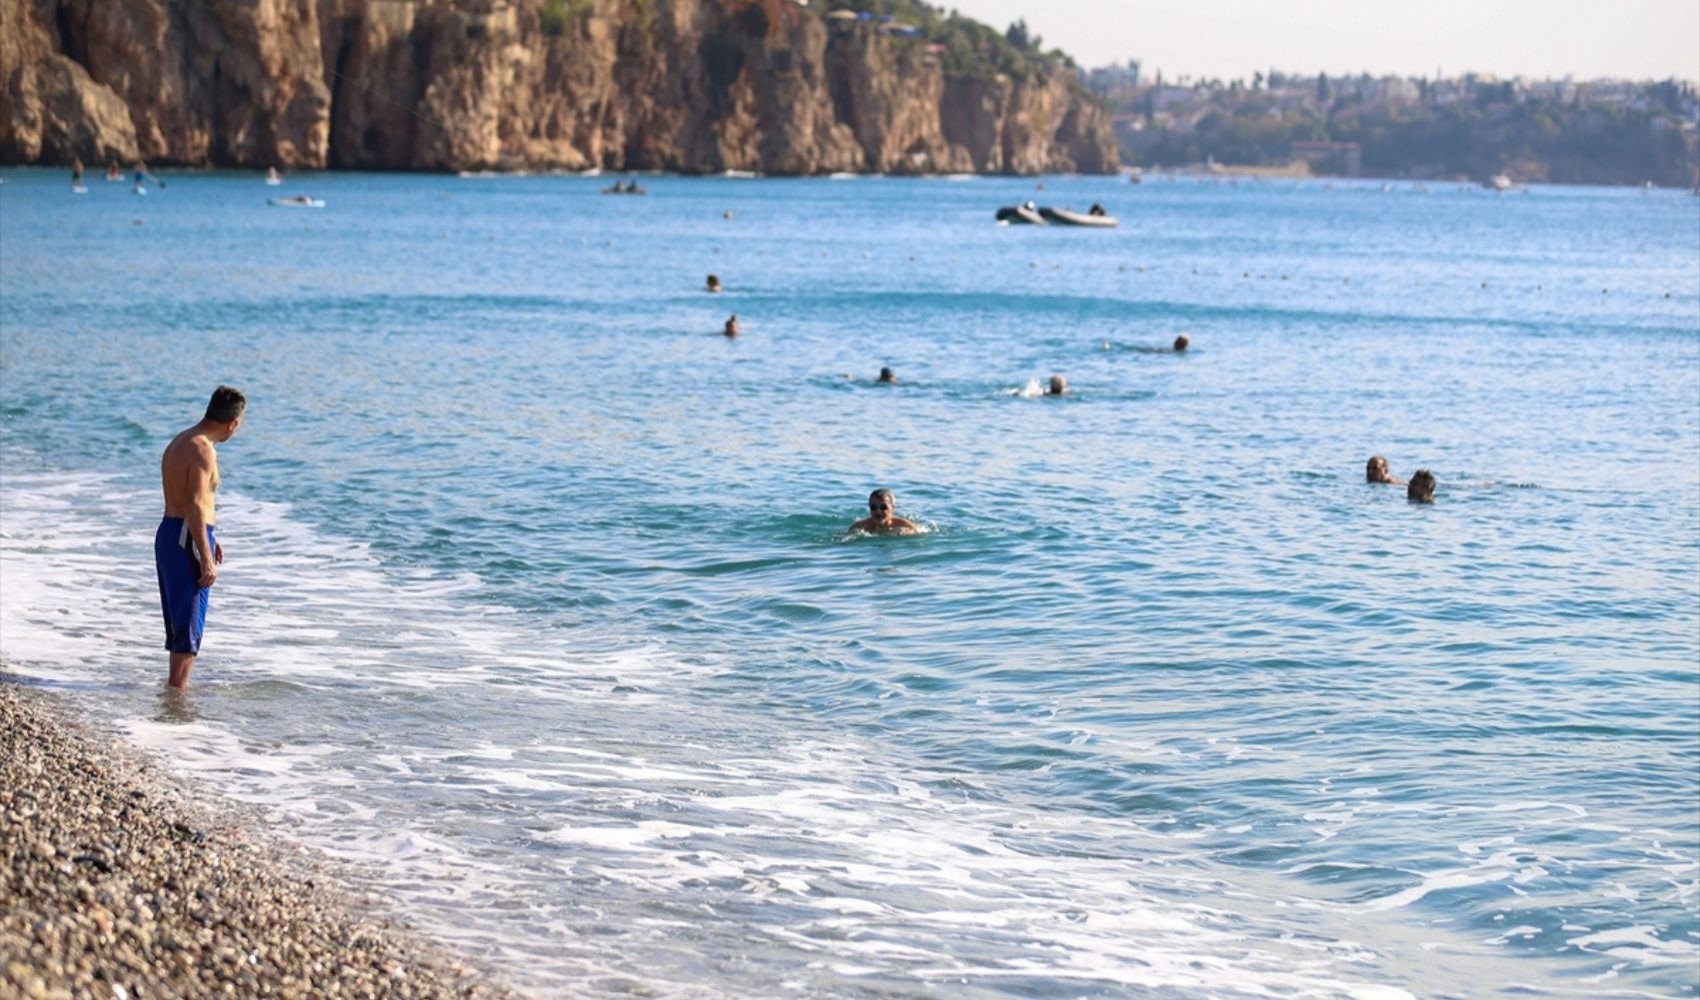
[0,681,521,999]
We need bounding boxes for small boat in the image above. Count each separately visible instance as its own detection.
[1486,174,1514,191]
[268,196,324,208]
[600,181,647,195]
[995,204,1046,225]
[1038,206,1118,228]
[1128,166,1143,184]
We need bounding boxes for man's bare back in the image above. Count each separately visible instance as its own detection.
[162,425,224,585]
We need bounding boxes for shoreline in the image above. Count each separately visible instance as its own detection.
[0,678,523,999]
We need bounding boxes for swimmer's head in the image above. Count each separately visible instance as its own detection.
[1407,469,1436,503]
[1173,334,1190,352]
[868,489,895,517]
[878,367,895,383]
[706,273,722,292]
[1047,374,1068,396]
[1366,455,1393,483]
[723,314,739,337]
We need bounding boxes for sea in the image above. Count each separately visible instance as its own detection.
[1,167,1696,999]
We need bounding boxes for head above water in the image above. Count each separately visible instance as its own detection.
[1407,469,1437,503]
[1173,334,1190,352]
[706,273,722,292]
[1047,374,1067,395]
[1366,455,1393,483]
[878,367,895,383]
[868,489,895,515]
[723,314,739,337]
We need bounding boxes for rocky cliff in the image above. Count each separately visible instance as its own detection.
[0,0,1117,174]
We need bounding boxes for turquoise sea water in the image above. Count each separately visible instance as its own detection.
[2,168,1697,998]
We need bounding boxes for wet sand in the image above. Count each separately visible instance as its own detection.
[0,680,521,999]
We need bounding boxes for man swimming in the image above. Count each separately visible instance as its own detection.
[1365,455,1406,486]
[157,386,246,689]
[724,314,740,337]
[1407,469,1437,503]
[1046,374,1068,396]
[877,367,897,383]
[850,489,919,536]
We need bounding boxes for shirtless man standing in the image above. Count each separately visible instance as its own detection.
[157,386,245,689]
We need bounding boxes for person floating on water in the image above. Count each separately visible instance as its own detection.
[706,274,722,293]
[71,156,84,188]
[723,314,740,337]
[1173,334,1189,352]
[850,489,920,536]
[1047,374,1068,396]
[877,367,896,384]
[157,385,246,690]
[105,160,121,181]
[266,166,281,184]
[1365,455,1406,486]
[1407,469,1437,503]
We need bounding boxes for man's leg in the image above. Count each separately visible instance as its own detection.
[168,652,194,689]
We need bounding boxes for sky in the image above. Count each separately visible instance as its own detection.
[942,0,1700,82]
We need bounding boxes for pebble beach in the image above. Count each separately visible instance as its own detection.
[0,681,518,999]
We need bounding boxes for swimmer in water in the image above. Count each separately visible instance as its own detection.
[1173,334,1189,352]
[723,314,739,337]
[850,489,919,536]
[1046,374,1068,396]
[706,273,723,293]
[1366,455,1406,486]
[877,367,896,384]
[1407,469,1437,504]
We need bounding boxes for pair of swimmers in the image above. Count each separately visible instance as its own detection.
[1367,455,1436,503]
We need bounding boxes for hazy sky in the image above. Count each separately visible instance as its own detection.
[943,0,1700,82]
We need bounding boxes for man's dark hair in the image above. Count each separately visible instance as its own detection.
[1407,469,1437,503]
[205,385,246,423]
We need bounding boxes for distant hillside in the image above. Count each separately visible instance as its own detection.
[0,0,1118,175]
[1089,69,1700,187]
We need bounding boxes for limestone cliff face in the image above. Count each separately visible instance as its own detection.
[2,0,1117,174]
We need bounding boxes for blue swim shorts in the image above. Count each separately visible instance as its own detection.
[155,518,215,655]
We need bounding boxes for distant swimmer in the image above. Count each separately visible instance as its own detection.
[266,166,282,184]
[105,160,121,182]
[1173,334,1189,352]
[71,156,84,186]
[157,386,246,690]
[877,367,897,384]
[1407,470,1437,504]
[706,273,723,293]
[850,489,920,536]
[1047,374,1068,396]
[1366,455,1406,486]
[723,314,740,337]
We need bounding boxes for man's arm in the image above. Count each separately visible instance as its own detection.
[184,441,219,587]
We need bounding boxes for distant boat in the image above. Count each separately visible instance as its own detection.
[1038,206,1118,228]
[995,204,1046,225]
[268,196,324,208]
[1486,174,1515,191]
[601,181,647,195]
[1128,166,1143,184]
